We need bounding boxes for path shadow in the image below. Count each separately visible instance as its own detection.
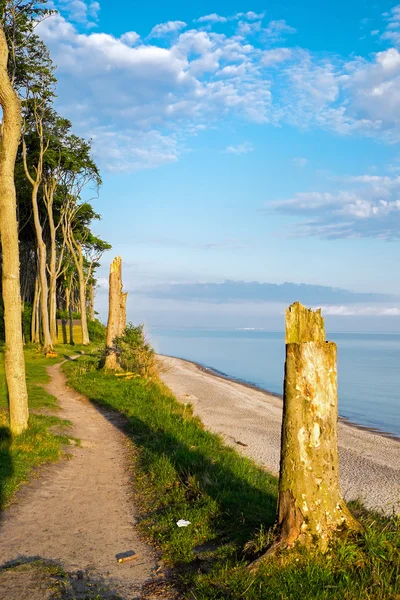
[0,556,128,599]
[87,396,278,553]
[0,426,13,528]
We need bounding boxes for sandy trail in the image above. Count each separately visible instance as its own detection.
[0,362,159,599]
[159,356,400,515]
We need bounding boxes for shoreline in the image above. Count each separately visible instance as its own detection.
[159,353,400,443]
[159,354,400,514]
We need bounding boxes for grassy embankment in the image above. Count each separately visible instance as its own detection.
[64,351,400,600]
[0,345,76,510]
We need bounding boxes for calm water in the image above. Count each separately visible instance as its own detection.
[150,329,400,438]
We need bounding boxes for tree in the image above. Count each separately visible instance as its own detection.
[105,256,127,370]
[256,302,360,562]
[21,36,56,351]
[0,21,28,434]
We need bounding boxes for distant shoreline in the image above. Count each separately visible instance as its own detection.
[159,353,400,443]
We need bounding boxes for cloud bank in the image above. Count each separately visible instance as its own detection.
[140,280,394,304]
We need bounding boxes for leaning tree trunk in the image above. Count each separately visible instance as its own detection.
[105,256,127,370]
[0,25,29,435]
[275,302,359,552]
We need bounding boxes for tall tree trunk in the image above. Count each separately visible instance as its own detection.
[48,198,57,345]
[31,185,52,352]
[49,273,57,344]
[105,256,124,370]
[65,284,74,345]
[0,25,29,435]
[31,274,40,344]
[77,265,90,345]
[88,282,95,322]
[276,303,359,551]
[44,184,63,346]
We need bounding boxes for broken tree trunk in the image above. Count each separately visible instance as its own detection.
[275,302,359,552]
[105,256,127,370]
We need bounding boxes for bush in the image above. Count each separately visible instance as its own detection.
[88,319,106,343]
[114,323,158,379]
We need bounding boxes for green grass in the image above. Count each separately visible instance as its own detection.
[64,353,400,600]
[0,346,73,509]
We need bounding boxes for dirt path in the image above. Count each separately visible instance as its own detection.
[0,362,163,599]
[159,356,400,516]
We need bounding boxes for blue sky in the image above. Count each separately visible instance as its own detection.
[39,0,400,330]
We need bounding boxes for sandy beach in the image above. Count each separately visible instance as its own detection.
[159,355,400,515]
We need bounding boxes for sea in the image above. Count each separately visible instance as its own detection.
[150,329,400,439]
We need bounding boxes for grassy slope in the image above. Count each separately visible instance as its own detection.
[64,353,400,600]
[0,346,73,509]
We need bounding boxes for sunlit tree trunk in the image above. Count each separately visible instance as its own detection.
[0,25,29,435]
[77,258,90,345]
[88,281,95,322]
[277,303,359,551]
[105,256,124,370]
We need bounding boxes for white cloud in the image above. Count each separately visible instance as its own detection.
[89,128,180,172]
[120,31,140,46]
[197,13,227,24]
[264,20,296,41]
[244,11,264,21]
[57,0,100,27]
[270,174,400,239]
[262,47,292,66]
[224,142,254,154]
[234,11,265,21]
[149,20,187,37]
[292,157,308,167]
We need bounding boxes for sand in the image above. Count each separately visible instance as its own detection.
[159,355,400,515]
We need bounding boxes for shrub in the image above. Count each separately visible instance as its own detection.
[114,323,158,379]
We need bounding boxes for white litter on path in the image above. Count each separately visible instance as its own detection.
[176,520,191,528]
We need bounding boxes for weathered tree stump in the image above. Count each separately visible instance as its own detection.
[277,302,359,551]
[104,256,127,371]
[251,302,360,568]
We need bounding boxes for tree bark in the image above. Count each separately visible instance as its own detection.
[31,273,40,343]
[44,180,64,345]
[119,291,128,336]
[0,25,29,435]
[276,302,359,551]
[30,184,52,351]
[77,262,90,345]
[88,281,95,322]
[47,193,58,345]
[105,256,123,370]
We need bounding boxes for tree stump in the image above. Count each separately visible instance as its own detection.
[105,256,127,371]
[276,302,359,551]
